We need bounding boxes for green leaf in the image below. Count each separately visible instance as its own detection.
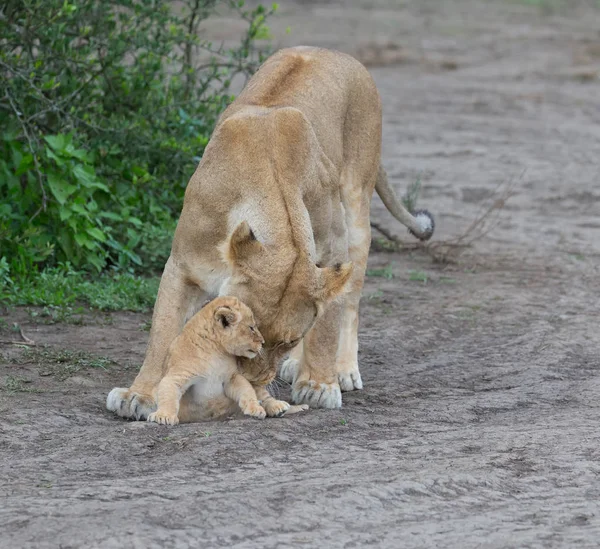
[98,211,123,222]
[44,135,68,152]
[74,232,95,250]
[72,164,95,186]
[87,254,105,272]
[59,207,73,222]
[45,148,65,166]
[15,154,33,176]
[86,227,107,243]
[71,203,89,217]
[47,173,77,205]
[64,144,89,161]
[57,230,75,261]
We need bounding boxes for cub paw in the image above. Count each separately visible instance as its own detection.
[292,380,342,409]
[147,411,179,426]
[241,401,267,420]
[130,393,157,420]
[263,399,290,418]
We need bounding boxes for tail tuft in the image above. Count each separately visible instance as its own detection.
[408,209,435,241]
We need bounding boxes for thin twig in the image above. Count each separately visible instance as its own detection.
[371,175,520,263]
[370,221,400,243]
[18,326,35,345]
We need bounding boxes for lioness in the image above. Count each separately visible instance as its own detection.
[107,46,433,420]
[145,296,307,425]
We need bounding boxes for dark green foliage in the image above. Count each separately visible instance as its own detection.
[0,0,276,278]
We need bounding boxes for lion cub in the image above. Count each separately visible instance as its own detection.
[147,296,306,425]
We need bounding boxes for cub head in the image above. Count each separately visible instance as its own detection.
[211,296,264,359]
[219,221,353,363]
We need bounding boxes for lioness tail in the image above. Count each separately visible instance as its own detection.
[375,165,435,241]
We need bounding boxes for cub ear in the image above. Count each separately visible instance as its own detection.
[316,262,354,303]
[214,306,242,328]
[221,221,263,267]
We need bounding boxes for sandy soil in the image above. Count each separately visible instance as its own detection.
[2,1,600,547]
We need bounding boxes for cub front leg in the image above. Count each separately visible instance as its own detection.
[147,375,186,426]
[225,374,266,419]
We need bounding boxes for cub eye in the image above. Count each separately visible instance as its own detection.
[249,326,256,333]
[288,339,300,348]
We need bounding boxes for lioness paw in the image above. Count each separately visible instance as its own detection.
[106,387,131,417]
[147,411,179,426]
[292,380,342,409]
[263,399,290,418]
[241,401,267,420]
[337,366,363,392]
[106,387,156,420]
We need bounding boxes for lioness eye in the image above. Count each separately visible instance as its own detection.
[249,326,255,333]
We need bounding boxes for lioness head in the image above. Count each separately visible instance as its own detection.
[219,221,353,364]
[209,296,265,359]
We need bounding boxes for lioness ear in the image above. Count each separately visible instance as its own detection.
[214,306,242,328]
[316,262,354,302]
[221,221,264,266]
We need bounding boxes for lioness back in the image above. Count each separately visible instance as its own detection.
[219,46,381,167]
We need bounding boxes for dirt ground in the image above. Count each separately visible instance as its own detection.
[2,1,600,547]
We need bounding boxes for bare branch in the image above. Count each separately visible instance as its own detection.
[371,176,521,263]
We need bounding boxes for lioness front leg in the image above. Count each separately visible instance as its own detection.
[147,376,185,426]
[288,301,343,409]
[254,386,308,417]
[106,257,203,420]
[225,374,266,419]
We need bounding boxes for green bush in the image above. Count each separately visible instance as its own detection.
[0,0,276,278]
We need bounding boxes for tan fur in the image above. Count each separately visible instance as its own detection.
[146,297,307,425]
[107,46,433,419]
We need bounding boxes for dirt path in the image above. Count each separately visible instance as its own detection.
[2,1,600,547]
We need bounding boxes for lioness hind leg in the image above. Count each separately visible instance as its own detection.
[279,343,303,384]
[335,240,369,393]
[106,256,204,420]
[336,180,377,392]
[336,303,363,392]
